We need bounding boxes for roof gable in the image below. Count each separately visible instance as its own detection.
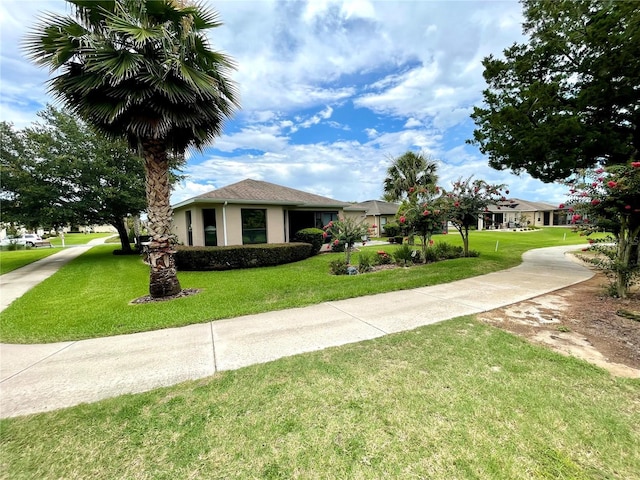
[348,200,399,215]
[175,179,349,208]
[489,198,559,212]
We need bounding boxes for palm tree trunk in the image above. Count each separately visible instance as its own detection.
[141,138,182,298]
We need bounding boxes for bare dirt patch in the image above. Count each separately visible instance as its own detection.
[478,269,640,378]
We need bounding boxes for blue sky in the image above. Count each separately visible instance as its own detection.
[0,0,568,206]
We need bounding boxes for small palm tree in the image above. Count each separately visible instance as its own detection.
[24,0,239,298]
[383,151,438,202]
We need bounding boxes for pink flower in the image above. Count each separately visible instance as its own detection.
[399,216,406,224]
[559,203,565,208]
[597,177,604,182]
[592,182,598,187]
[333,239,339,246]
[607,181,617,188]
[625,205,632,210]
[371,224,377,228]
[591,199,600,206]
[454,202,460,207]
[595,168,605,174]
[322,232,328,238]
[423,210,430,216]
[429,239,434,246]
[409,187,415,193]
[568,208,574,213]
[572,214,582,222]
[632,162,640,168]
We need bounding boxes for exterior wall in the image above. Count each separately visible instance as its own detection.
[174,203,287,247]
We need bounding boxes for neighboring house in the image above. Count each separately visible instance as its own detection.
[172,179,351,247]
[481,198,570,229]
[344,200,399,237]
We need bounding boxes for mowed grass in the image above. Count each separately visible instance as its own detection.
[0,228,588,343]
[1,317,638,479]
[0,249,59,275]
[0,233,113,274]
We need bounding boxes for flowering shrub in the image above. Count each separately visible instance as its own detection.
[323,216,370,263]
[442,177,506,256]
[396,186,448,262]
[563,161,640,297]
[376,250,393,265]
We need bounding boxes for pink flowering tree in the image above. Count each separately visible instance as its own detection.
[442,177,506,257]
[397,186,448,263]
[323,216,370,264]
[563,161,640,297]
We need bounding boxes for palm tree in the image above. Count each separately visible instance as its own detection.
[382,151,439,202]
[24,0,239,298]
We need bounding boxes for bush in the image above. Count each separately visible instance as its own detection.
[433,241,462,260]
[376,250,393,265]
[357,250,374,272]
[175,243,314,271]
[330,240,346,253]
[394,236,404,244]
[294,228,324,255]
[382,222,401,237]
[393,243,417,266]
[329,258,349,275]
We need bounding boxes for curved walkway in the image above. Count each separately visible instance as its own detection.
[0,245,593,418]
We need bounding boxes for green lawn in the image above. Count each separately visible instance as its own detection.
[0,233,114,275]
[47,232,114,246]
[0,249,60,275]
[0,228,589,343]
[1,317,638,479]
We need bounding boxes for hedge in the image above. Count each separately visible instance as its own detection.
[293,228,324,255]
[175,242,314,271]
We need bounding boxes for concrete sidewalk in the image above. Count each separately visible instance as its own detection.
[0,244,593,418]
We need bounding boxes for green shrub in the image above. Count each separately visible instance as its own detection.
[294,228,324,255]
[357,250,374,272]
[330,240,346,253]
[393,243,416,266]
[376,250,393,265]
[433,241,462,260]
[329,258,349,275]
[175,243,314,271]
[382,222,401,237]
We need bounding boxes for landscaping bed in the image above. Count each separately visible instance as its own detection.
[478,270,640,377]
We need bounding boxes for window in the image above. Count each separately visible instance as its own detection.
[314,211,338,229]
[242,209,267,244]
[202,209,217,246]
[186,210,193,246]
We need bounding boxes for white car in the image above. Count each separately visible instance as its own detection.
[0,234,49,247]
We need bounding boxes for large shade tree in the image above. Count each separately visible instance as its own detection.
[383,151,439,202]
[1,107,180,252]
[24,0,239,297]
[469,0,640,182]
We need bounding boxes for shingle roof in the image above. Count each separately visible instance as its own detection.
[346,200,399,216]
[173,179,349,208]
[488,198,558,212]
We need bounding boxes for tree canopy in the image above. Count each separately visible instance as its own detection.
[0,107,164,251]
[469,0,640,182]
[383,151,439,202]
